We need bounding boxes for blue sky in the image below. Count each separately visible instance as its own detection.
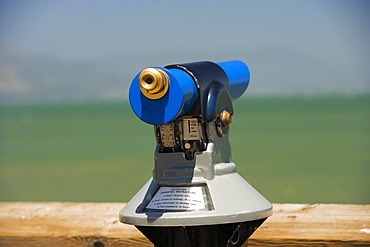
[0,0,369,102]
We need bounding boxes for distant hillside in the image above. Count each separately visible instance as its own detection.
[0,53,135,103]
[1,47,369,103]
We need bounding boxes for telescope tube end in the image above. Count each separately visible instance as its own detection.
[129,67,198,125]
[216,60,250,101]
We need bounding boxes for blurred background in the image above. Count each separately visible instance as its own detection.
[0,0,369,204]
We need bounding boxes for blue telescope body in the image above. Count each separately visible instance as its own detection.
[129,60,250,125]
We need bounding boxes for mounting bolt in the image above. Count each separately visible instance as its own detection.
[220,110,232,128]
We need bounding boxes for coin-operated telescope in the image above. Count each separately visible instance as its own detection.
[119,60,272,246]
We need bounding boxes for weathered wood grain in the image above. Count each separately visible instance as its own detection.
[249,203,370,246]
[0,202,369,246]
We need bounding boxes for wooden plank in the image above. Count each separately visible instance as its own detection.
[249,203,370,246]
[0,202,369,246]
[0,202,150,247]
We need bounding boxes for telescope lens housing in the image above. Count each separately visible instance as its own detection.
[129,67,198,125]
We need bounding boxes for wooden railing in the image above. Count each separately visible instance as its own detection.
[1,202,369,246]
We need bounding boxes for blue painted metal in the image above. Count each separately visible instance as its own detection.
[216,60,250,101]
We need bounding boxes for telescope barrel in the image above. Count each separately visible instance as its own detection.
[128,60,250,125]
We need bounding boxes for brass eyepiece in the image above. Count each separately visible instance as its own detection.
[138,68,169,99]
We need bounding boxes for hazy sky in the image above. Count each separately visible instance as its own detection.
[0,0,369,101]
